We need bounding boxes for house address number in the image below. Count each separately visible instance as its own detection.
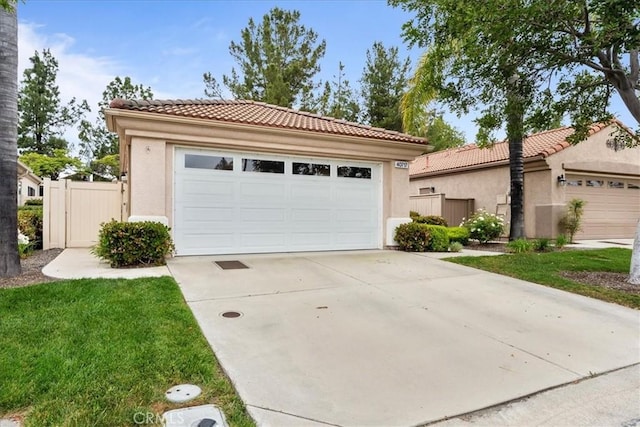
[394,161,409,169]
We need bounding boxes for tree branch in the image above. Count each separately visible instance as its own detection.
[630,49,639,88]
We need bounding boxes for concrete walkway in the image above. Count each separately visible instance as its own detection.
[42,247,170,279]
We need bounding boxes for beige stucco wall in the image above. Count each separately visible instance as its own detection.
[129,137,167,218]
[109,110,425,250]
[410,166,510,215]
[547,124,640,183]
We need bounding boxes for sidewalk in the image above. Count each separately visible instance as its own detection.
[42,248,171,280]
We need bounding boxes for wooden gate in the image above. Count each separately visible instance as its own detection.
[43,179,124,248]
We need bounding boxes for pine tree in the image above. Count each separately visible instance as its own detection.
[204,7,326,108]
[18,49,88,156]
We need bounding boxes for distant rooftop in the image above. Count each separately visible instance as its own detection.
[410,122,620,176]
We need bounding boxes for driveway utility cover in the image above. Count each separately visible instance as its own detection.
[169,250,640,426]
[165,384,201,403]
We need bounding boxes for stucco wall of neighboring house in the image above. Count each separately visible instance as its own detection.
[410,165,510,216]
[546,124,640,181]
[17,174,42,205]
[523,169,560,238]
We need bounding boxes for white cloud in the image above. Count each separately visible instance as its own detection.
[18,22,124,151]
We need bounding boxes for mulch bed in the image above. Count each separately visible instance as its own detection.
[559,271,638,294]
[463,242,638,295]
[0,249,63,289]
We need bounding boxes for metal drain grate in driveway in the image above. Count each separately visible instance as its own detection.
[215,260,249,270]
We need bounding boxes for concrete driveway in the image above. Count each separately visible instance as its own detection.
[167,250,640,427]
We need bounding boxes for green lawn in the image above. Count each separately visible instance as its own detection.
[0,277,254,427]
[447,248,639,309]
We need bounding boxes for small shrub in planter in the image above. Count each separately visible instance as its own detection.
[533,238,552,252]
[461,209,505,244]
[24,198,43,206]
[448,242,464,253]
[93,220,175,268]
[559,198,586,243]
[447,226,470,245]
[395,222,431,252]
[555,234,568,249]
[506,238,534,253]
[423,224,450,251]
[17,207,43,250]
[414,215,448,227]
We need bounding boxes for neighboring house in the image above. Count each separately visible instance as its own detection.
[17,160,42,206]
[105,99,427,256]
[410,122,640,239]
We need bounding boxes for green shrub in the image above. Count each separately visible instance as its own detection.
[423,224,450,251]
[395,222,431,252]
[559,198,586,243]
[448,242,464,253]
[17,207,43,250]
[24,198,43,206]
[534,238,552,252]
[555,234,568,249]
[93,220,174,268]
[409,210,420,219]
[414,215,448,227]
[506,238,534,253]
[462,209,505,244]
[447,226,470,245]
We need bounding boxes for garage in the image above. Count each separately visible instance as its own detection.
[565,174,640,239]
[105,98,427,256]
[174,148,382,255]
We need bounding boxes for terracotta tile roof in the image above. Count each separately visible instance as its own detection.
[108,98,427,145]
[410,123,617,176]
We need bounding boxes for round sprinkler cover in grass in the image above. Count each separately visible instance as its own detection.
[165,384,202,403]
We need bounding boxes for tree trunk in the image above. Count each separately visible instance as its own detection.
[0,6,21,277]
[506,85,526,240]
[615,83,640,125]
[629,220,640,285]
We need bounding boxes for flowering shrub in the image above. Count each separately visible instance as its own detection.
[461,209,505,243]
[18,229,33,258]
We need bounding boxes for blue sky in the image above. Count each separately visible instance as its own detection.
[16,0,637,148]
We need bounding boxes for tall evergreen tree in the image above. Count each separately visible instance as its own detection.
[203,7,326,108]
[0,0,20,277]
[18,49,89,156]
[317,62,360,122]
[79,76,153,177]
[360,42,410,131]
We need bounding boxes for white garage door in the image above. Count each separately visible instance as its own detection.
[174,148,382,255]
[565,174,640,239]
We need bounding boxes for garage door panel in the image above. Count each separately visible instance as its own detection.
[180,232,235,249]
[239,208,286,222]
[239,232,286,248]
[182,206,235,222]
[291,183,332,202]
[290,232,332,247]
[178,179,235,197]
[239,181,286,198]
[175,148,381,255]
[290,208,332,222]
